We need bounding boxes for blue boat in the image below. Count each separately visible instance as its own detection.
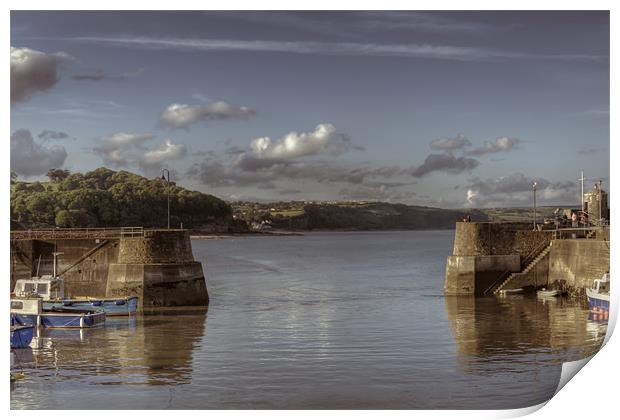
[11,298,106,329]
[43,296,139,316]
[586,273,610,314]
[13,276,139,316]
[10,324,35,348]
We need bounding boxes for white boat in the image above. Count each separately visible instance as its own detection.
[537,288,560,298]
[586,273,610,313]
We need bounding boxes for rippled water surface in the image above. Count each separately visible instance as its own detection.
[10,231,606,409]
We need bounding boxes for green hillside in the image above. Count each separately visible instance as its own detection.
[10,168,236,230]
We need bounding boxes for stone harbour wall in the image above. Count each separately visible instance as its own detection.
[452,222,552,258]
[9,229,208,307]
[118,230,194,264]
[444,222,610,296]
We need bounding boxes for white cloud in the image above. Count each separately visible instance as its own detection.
[159,102,255,129]
[249,123,356,160]
[57,36,604,62]
[429,133,471,152]
[139,139,187,173]
[464,173,578,207]
[11,129,68,176]
[467,136,521,156]
[11,46,69,104]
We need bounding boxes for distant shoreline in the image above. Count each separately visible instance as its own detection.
[189,227,460,240]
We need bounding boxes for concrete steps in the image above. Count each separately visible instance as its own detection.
[493,244,552,294]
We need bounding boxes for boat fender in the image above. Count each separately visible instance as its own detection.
[91,300,103,306]
[63,301,73,306]
[115,299,126,305]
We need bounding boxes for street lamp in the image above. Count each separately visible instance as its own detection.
[532,181,538,231]
[161,169,171,229]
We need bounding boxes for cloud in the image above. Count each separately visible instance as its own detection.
[188,158,390,189]
[248,123,360,160]
[38,130,70,141]
[187,123,417,194]
[93,133,186,176]
[138,139,188,174]
[159,102,256,129]
[72,68,143,81]
[56,36,604,62]
[94,132,156,167]
[411,153,479,177]
[465,173,578,207]
[11,46,69,104]
[429,133,471,152]
[467,136,521,156]
[187,123,370,187]
[11,129,68,176]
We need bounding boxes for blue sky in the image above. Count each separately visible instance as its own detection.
[10,11,609,207]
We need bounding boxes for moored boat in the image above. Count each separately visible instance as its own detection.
[11,298,106,329]
[10,324,35,348]
[13,276,138,316]
[43,296,139,316]
[586,272,610,313]
[537,288,560,298]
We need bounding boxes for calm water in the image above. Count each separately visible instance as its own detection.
[10,231,606,409]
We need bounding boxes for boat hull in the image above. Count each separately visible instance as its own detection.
[586,289,610,312]
[10,325,35,348]
[11,311,106,329]
[44,296,139,316]
[537,290,560,298]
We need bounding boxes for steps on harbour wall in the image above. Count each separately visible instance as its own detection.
[493,244,553,294]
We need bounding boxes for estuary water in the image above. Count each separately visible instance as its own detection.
[10,231,606,409]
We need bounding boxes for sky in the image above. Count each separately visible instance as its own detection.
[10,10,610,208]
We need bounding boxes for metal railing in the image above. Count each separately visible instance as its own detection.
[552,225,609,240]
[10,227,144,240]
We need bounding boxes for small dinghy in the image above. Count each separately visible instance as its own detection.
[537,288,560,298]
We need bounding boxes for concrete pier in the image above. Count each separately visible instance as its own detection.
[10,228,208,307]
[444,222,610,296]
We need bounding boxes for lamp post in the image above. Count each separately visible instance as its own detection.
[161,169,170,229]
[532,181,537,231]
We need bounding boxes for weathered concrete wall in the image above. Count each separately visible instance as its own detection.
[106,262,208,307]
[548,239,610,295]
[10,238,118,297]
[10,240,34,288]
[444,255,519,296]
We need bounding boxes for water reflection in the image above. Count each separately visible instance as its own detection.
[27,308,207,387]
[445,295,606,373]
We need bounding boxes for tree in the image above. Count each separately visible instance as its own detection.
[46,168,71,182]
[10,167,234,229]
